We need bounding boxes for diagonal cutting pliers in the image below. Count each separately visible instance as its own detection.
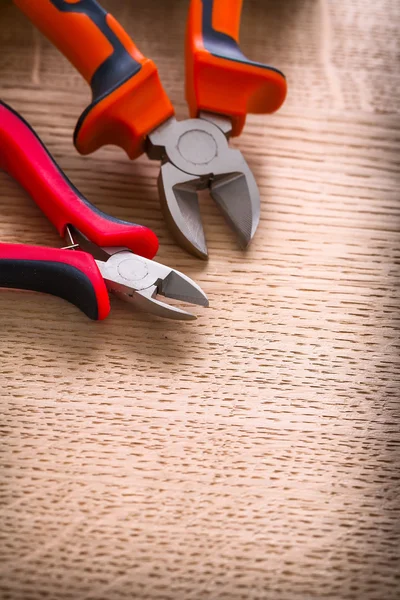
[15,0,287,259]
[0,101,208,320]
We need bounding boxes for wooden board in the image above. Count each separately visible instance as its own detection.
[1,1,399,598]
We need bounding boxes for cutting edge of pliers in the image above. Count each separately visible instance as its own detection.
[147,112,260,260]
[67,226,209,321]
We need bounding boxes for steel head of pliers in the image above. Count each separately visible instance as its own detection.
[95,251,208,321]
[147,112,259,260]
[67,227,208,321]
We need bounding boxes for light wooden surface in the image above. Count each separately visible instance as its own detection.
[1,1,400,599]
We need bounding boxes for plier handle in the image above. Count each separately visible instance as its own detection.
[0,102,208,320]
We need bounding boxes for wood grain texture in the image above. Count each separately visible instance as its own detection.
[1,1,400,599]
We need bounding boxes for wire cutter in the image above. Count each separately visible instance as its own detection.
[15,0,287,259]
[0,101,208,320]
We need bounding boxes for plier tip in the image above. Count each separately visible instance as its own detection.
[95,251,208,321]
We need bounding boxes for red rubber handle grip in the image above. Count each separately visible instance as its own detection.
[0,101,159,259]
[0,243,110,320]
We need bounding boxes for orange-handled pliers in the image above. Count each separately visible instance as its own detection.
[14,0,287,259]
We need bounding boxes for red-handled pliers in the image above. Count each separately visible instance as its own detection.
[0,101,208,320]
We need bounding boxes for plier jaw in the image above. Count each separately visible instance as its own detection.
[95,252,209,321]
[148,114,260,259]
[67,227,209,321]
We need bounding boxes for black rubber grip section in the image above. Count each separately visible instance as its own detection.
[50,0,142,143]
[0,259,100,320]
[201,0,285,77]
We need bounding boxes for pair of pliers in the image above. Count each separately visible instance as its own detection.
[0,101,208,320]
[15,0,287,259]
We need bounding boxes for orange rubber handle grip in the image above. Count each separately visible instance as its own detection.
[14,0,174,159]
[186,0,287,136]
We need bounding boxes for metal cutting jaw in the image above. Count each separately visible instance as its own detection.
[95,250,209,321]
[69,228,209,321]
[147,113,260,260]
